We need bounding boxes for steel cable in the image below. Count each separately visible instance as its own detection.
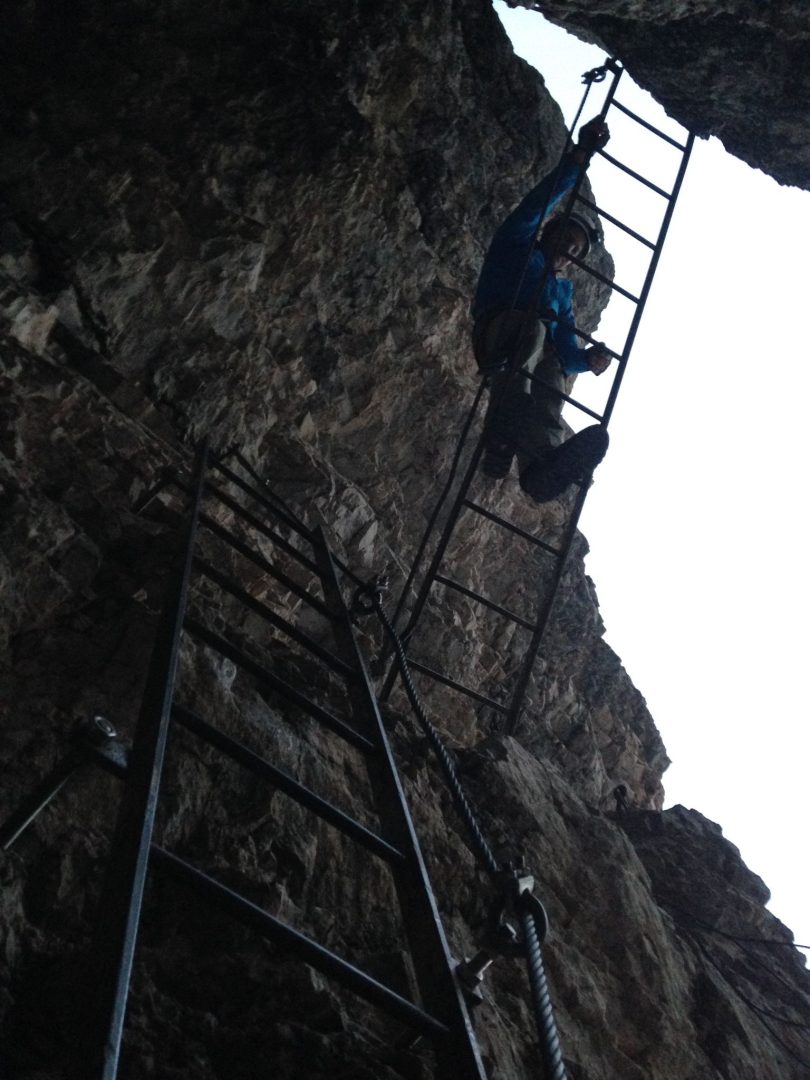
[372,595,501,880]
[519,897,568,1080]
[389,377,488,632]
[690,932,810,1070]
[371,590,569,1077]
[663,902,810,952]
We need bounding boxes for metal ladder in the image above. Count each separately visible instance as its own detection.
[383,59,694,736]
[1,444,486,1079]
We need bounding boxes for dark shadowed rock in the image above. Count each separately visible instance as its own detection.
[2,1,809,1077]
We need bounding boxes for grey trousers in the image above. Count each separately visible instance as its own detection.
[473,309,567,455]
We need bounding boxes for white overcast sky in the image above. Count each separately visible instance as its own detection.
[494,2,810,953]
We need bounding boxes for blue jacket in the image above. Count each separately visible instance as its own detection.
[472,155,590,375]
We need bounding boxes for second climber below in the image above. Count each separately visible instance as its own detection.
[472,115,613,503]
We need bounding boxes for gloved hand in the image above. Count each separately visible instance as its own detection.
[577,116,610,155]
[585,344,612,375]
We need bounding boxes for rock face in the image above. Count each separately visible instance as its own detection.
[522,0,810,189]
[2,1,809,1078]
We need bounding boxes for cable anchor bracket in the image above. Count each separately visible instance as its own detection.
[582,56,622,84]
[349,573,390,619]
[72,713,129,777]
[455,863,550,1005]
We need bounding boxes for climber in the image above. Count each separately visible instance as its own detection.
[472,115,612,503]
[613,783,629,816]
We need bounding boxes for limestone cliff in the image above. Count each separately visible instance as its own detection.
[2,1,809,1078]
[516,0,810,190]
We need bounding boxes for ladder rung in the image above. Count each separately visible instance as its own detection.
[172,705,404,866]
[405,658,508,714]
[567,253,640,303]
[233,450,313,540]
[518,368,605,423]
[211,458,314,544]
[611,99,688,150]
[434,574,535,632]
[575,195,656,250]
[597,148,672,199]
[462,500,562,557]
[184,618,375,753]
[198,514,334,620]
[201,480,322,576]
[537,317,621,360]
[193,557,353,679]
[150,844,449,1039]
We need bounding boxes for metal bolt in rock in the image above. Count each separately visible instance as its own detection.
[76,713,118,746]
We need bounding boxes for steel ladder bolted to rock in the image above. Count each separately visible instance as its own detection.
[1,442,487,1080]
[383,58,695,737]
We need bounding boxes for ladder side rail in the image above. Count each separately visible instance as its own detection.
[514,116,691,694]
[150,845,451,1040]
[388,380,488,636]
[470,65,622,459]
[536,62,623,278]
[389,114,693,736]
[513,124,694,502]
[504,481,589,735]
[485,59,623,427]
[527,117,693,432]
[192,556,353,677]
[601,130,695,427]
[84,441,210,1080]
[520,60,623,349]
[387,64,624,659]
[331,553,369,590]
[313,528,488,1080]
[379,433,489,703]
[507,160,693,733]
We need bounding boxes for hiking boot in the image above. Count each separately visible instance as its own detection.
[481,434,516,478]
[477,355,509,377]
[519,424,609,503]
[481,390,538,482]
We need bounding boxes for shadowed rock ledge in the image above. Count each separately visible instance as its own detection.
[514,0,810,190]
